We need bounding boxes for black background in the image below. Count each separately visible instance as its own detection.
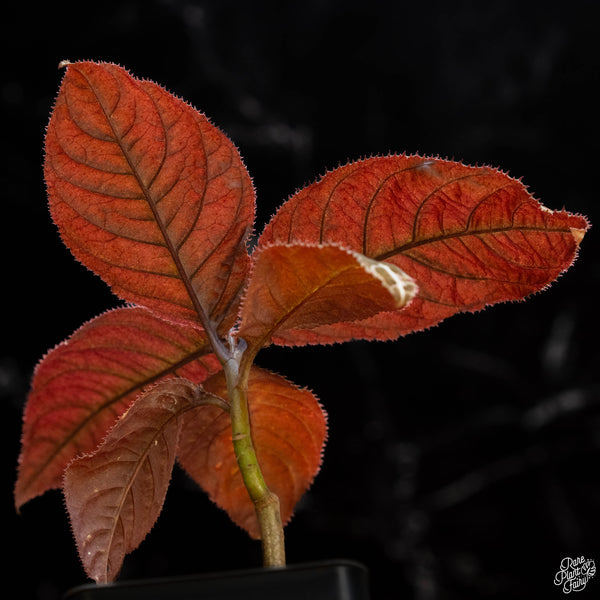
[3,1,599,599]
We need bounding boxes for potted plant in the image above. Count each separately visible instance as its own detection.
[15,60,589,598]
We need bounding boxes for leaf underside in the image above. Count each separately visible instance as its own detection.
[258,155,589,344]
[45,61,255,329]
[15,307,220,509]
[64,378,201,583]
[17,60,590,583]
[177,367,328,539]
[237,243,417,353]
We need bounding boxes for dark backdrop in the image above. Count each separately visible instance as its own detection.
[3,1,599,599]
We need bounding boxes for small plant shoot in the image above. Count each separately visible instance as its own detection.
[15,61,589,584]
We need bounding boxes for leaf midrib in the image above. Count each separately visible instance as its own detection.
[76,66,210,327]
[248,249,390,352]
[102,403,191,582]
[22,344,212,498]
[375,223,576,262]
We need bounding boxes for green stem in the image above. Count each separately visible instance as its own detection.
[223,348,286,567]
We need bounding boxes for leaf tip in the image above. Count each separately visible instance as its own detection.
[570,227,587,246]
[355,254,419,308]
[58,59,72,70]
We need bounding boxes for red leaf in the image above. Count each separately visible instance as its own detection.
[63,378,204,583]
[177,367,327,539]
[258,155,589,344]
[15,307,220,510]
[45,61,255,328]
[237,243,417,352]
[25,59,591,578]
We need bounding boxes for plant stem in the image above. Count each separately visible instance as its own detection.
[223,349,286,567]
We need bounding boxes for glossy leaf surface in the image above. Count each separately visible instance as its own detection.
[64,379,204,583]
[177,367,327,539]
[237,243,417,352]
[45,61,255,328]
[15,307,220,509]
[259,155,589,344]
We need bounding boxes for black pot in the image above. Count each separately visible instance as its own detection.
[63,560,370,600]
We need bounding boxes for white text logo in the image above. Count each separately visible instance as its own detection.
[554,556,596,593]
